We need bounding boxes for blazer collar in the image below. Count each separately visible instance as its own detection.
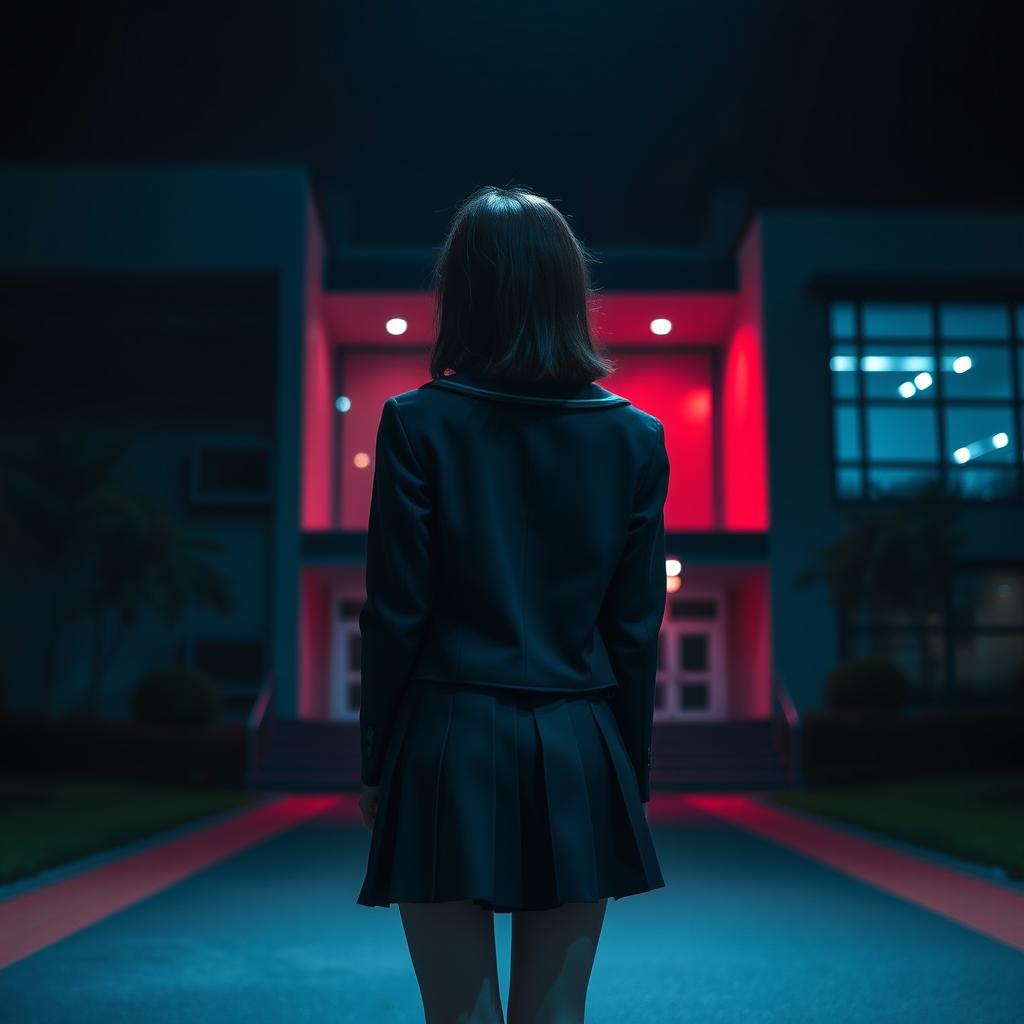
[421,369,631,409]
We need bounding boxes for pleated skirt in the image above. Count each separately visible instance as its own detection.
[356,679,665,913]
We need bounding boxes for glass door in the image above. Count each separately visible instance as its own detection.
[655,590,727,721]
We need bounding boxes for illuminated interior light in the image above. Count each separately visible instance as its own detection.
[650,318,673,336]
[860,355,934,372]
[829,355,857,372]
[861,355,891,372]
[665,558,682,576]
[335,395,352,412]
[897,381,917,398]
[993,432,1009,448]
[353,452,371,468]
[913,372,933,390]
[385,318,408,336]
[953,447,971,463]
[952,355,972,374]
[666,575,683,593]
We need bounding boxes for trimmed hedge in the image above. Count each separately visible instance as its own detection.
[800,708,1024,787]
[132,666,223,726]
[825,657,910,712]
[0,715,246,788]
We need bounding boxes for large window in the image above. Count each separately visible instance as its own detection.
[829,299,1024,502]
[842,564,1024,706]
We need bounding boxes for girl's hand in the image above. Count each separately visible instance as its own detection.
[359,784,380,830]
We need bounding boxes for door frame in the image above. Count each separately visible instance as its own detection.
[656,587,728,721]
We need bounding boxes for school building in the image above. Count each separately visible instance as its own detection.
[1,164,1022,789]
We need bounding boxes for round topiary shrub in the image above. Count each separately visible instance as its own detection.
[132,666,222,726]
[825,657,910,712]
[1009,661,1024,713]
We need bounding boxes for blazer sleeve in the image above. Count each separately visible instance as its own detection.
[596,420,670,802]
[358,397,434,786]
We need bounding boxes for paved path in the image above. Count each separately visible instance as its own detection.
[2,793,1022,1023]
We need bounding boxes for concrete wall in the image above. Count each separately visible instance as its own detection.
[757,208,1024,712]
[0,164,315,719]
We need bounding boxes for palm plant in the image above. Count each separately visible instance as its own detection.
[0,431,234,721]
[797,479,967,690]
[76,488,234,718]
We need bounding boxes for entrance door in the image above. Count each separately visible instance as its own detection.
[329,591,361,721]
[655,589,727,721]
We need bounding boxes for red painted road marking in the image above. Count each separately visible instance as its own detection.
[683,793,1024,952]
[0,794,341,970]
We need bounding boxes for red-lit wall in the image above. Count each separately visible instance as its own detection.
[725,567,773,716]
[299,568,331,719]
[337,352,434,530]
[599,354,714,530]
[301,198,333,531]
[722,221,769,530]
[304,290,768,534]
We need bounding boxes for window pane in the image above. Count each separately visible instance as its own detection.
[861,344,936,399]
[830,342,858,397]
[954,631,1024,690]
[680,683,709,709]
[953,569,1024,627]
[836,466,863,498]
[830,302,856,339]
[939,303,1010,340]
[945,405,1016,463]
[862,303,932,339]
[946,466,1018,500]
[866,406,938,460]
[866,466,941,498]
[680,634,708,672]
[939,343,1012,398]
[834,404,860,459]
[1016,305,1024,340]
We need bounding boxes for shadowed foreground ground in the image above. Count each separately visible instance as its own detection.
[1,795,1021,1023]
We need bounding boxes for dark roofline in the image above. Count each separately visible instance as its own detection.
[323,244,737,292]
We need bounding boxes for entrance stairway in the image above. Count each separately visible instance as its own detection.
[247,716,794,793]
[650,718,793,791]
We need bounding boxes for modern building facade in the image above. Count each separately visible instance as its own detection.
[2,165,1022,781]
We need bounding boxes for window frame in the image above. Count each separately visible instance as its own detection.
[826,295,1024,506]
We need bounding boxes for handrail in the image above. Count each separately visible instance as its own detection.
[771,674,804,790]
[246,670,276,789]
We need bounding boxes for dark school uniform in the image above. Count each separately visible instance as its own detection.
[356,367,669,912]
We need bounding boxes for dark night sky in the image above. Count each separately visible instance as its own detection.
[3,1,1022,250]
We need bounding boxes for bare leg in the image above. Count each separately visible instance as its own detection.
[507,899,607,1024]
[399,900,505,1024]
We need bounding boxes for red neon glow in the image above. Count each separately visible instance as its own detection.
[301,197,333,530]
[314,289,765,532]
[0,796,340,970]
[727,567,772,716]
[601,353,715,530]
[299,569,332,719]
[722,221,769,529]
[682,794,1024,952]
[337,352,435,530]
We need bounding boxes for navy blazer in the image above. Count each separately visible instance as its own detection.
[359,367,670,801]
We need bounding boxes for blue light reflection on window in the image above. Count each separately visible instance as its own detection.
[861,344,937,399]
[944,405,1016,463]
[940,344,1012,399]
[939,304,1010,340]
[862,303,932,339]
[866,406,938,461]
[834,404,860,460]
[830,302,856,339]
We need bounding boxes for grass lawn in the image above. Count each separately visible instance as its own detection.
[0,775,263,886]
[766,771,1024,879]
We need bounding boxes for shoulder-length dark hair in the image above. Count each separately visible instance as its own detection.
[429,185,615,384]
